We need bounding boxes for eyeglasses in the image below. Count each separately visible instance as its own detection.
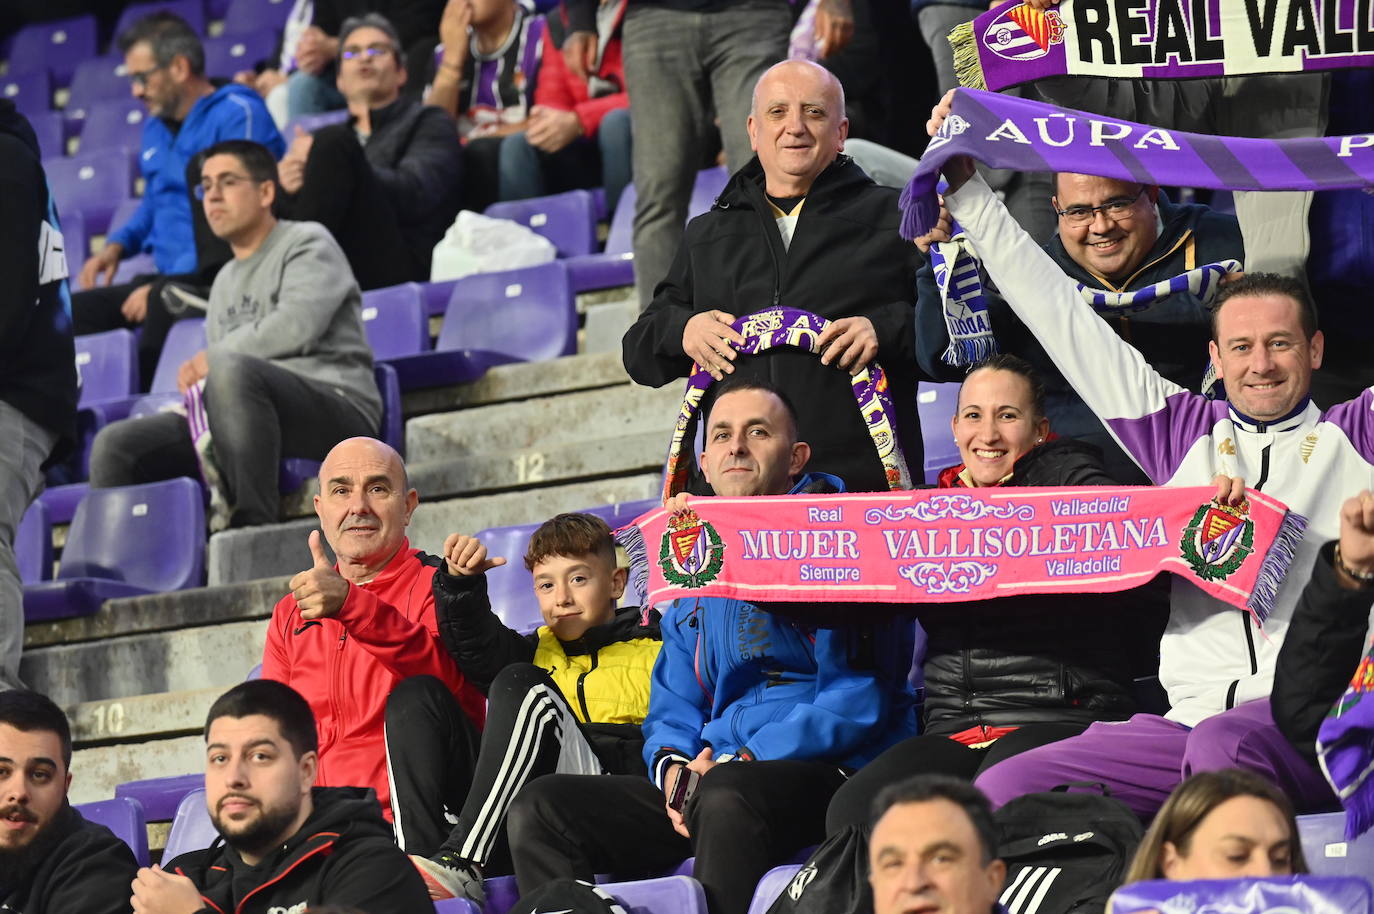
[195,173,258,199]
[1054,187,1148,224]
[128,64,165,88]
[341,43,395,61]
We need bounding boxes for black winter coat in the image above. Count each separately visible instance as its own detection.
[0,804,136,914]
[621,155,926,493]
[920,438,1154,736]
[167,787,431,914]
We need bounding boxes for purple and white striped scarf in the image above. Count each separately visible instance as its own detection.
[900,88,1374,241]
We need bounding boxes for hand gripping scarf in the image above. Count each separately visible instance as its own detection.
[951,0,1374,93]
[1317,636,1374,839]
[899,88,1374,241]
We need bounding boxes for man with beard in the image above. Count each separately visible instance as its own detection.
[0,690,137,914]
[135,679,429,914]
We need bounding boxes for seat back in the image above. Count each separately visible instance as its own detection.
[917,381,962,484]
[58,207,89,265]
[2,71,52,117]
[362,282,430,360]
[1298,812,1374,877]
[746,865,802,914]
[603,182,636,255]
[602,875,709,914]
[223,0,296,33]
[15,500,52,585]
[3,15,98,85]
[203,29,279,79]
[77,98,148,157]
[375,362,404,455]
[42,148,134,235]
[75,328,139,406]
[65,57,134,122]
[112,0,207,43]
[688,166,729,220]
[435,261,576,362]
[1108,876,1373,914]
[28,110,65,158]
[485,190,598,258]
[473,522,543,633]
[151,318,208,394]
[61,477,206,592]
[162,788,219,862]
[76,797,150,866]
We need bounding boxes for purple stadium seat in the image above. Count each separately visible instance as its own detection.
[112,252,159,285]
[3,15,98,85]
[362,282,430,360]
[43,149,135,235]
[422,279,457,318]
[76,328,139,407]
[112,1,208,46]
[223,0,296,32]
[203,29,279,79]
[602,875,709,914]
[473,521,544,633]
[2,71,52,118]
[688,165,729,220]
[15,500,52,585]
[917,381,961,484]
[65,57,134,124]
[108,198,145,241]
[27,110,65,158]
[1108,876,1373,914]
[37,483,88,526]
[76,797,150,866]
[605,497,658,530]
[117,773,204,823]
[283,108,350,137]
[279,362,405,491]
[246,662,262,679]
[60,208,90,265]
[747,865,801,914]
[485,190,598,258]
[1298,812,1374,878]
[388,262,576,390]
[433,901,483,914]
[77,98,149,157]
[483,876,521,914]
[564,182,635,293]
[22,477,206,621]
[161,787,218,860]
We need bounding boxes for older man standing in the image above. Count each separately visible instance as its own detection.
[263,437,486,821]
[621,59,924,493]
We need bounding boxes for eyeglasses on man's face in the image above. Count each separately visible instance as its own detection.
[1054,186,1148,225]
[128,64,165,88]
[341,43,395,61]
[195,173,259,199]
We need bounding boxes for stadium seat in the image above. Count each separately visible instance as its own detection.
[117,773,205,823]
[2,71,52,118]
[1298,812,1374,878]
[688,165,729,220]
[388,262,576,390]
[485,189,598,258]
[433,901,482,914]
[472,521,544,633]
[161,787,218,861]
[746,864,801,914]
[15,500,52,585]
[564,182,635,293]
[22,477,207,622]
[283,108,350,137]
[76,797,150,866]
[77,98,148,158]
[36,483,88,527]
[605,497,658,530]
[60,207,89,265]
[203,29,279,79]
[75,329,140,407]
[601,875,709,914]
[112,1,208,44]
[917,381,962,484]
[222,0,296,32]
[483,876,521,914]
[27,110,65,159]
[1108,875,1373,913]
[66,57,134,124]
[43,148,135,235]
[2,15,98,86]
[112,252,159,285]
[361,282,430,360]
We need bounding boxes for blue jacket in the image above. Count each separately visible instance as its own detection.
[110,84,284,275]
[642,473,918,784]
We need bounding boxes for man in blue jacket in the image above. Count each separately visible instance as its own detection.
[506,377,917,914]
[73,13,284,388]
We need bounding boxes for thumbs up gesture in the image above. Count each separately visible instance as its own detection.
[441,533,508,576]
[290,530,350,620]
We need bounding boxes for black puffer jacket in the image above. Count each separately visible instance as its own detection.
[920,438,1157,736]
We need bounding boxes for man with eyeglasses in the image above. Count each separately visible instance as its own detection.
[71,12,283,390]
[274,13,462,290]
[914,171,1243,484]
[88,140,381,530]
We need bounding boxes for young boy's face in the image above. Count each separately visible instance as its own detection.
[532,551,627,641]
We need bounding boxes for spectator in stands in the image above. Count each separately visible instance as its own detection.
[386,512,661,902]
[143,679,431,914]
[277,13,462,290]
[867,776,1007,914]
[261,436,486,821]
[73,13,284,389]
[0,100,76,692]
[0,690,137,914]
[1122,769,1307,881]
[622,60,924,493]
[497,3,632,212]
[505,378,917,914]
[915,172,1244,484]
[922,97,1355,819]
[1273,489,1374,762]
[88,140,381,530]
[560,0,799,307]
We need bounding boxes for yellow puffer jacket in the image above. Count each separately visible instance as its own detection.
[533,605,661,725]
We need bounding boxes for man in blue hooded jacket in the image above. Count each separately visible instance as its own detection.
[72,13,284,387]
[506,377,917,914]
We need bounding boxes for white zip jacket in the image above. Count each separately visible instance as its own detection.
[945,175,1374,727]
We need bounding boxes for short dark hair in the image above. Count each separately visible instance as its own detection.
[964,353,1047,421]
[1210,271,1319,341]
[525,512,617,572]
[339,13,404,66]
[708,376,800,441]
[205,680,318,758]
[118,12,205,76]
[0,690,72,768]
[198,139,279,185]
[871,775,1000,865]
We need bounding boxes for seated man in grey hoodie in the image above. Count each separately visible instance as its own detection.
[88,139,381,528]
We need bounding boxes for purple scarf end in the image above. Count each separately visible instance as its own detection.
[898,174,938,241]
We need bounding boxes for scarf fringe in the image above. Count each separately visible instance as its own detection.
[942,333,998,367]
[949,20,985,91]
[615,521,650,613]
[1343,786,1374,841]
[1247,509,1307,624]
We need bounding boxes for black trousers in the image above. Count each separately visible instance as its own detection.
[71,271,214,391]
[822,722,1090,834]
[385,665,604,871]
[283,124,422,290]
[507,759,846,914]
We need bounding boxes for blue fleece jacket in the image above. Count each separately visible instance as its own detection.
[642,473,918,784]
[109,84,284,275]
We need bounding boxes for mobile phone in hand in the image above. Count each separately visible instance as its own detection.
[667,766,700,813]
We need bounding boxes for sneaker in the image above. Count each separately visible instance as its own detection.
[410,853,485,904]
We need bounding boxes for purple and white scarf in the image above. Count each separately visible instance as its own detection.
[899,88,1374,241]
[952,0,1374,94]
[1317,635,1374,839]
